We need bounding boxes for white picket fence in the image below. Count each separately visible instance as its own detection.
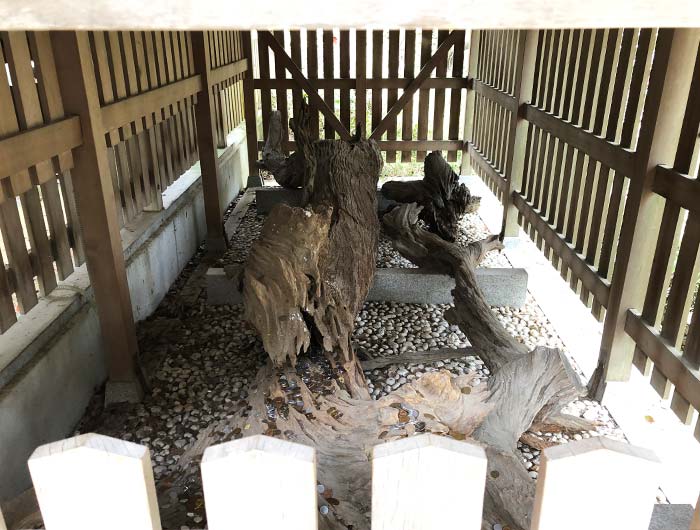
[3,432,699,530]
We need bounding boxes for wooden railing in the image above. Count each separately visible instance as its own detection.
[464,28,700,440]
[14,432,677,530]
[0,31,246,348]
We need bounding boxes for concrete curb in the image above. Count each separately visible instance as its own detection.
[206,266,528,308]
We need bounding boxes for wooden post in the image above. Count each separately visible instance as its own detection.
[50,31,142,402]
[691,494,700,530]
[371,433,487,530]
[28,433,161,530]
[201,435,317,530]
[590,29,700,398]
[242,31,259,178]
[501,30,539,239]
[460,30,480,175]
[531,437,660,530]
[191,31,227,254]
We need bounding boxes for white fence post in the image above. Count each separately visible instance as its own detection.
[530,437,660,530]
[201,434,317,530]
[371,433,487,530]
[28,433,161,530]
[691,494,700,530]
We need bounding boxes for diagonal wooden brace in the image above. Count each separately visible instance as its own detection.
[259,31,352,141]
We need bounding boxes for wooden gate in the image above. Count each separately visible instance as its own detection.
[245,29,469,171]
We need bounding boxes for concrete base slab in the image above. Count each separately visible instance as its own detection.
[648,504,695,530]
[247,174,264,187]
[255,187,398,214]
[104,380,143,407]
[207,266,527,308]
[367,268,527,307]
[206,268,244,305]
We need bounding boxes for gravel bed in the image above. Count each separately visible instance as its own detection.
[68,193,661,530]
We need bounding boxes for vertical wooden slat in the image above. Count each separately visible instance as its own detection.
[339,30,350,133]
[242,31,259,176]
[273,30,290,151]
[447,30,465,163]
[323,30,335,140]
[385,30,400,163]
[289,30,303,118]
[356,30,367,138]
[432,30,449,158]
[416,29,432,161]
[306,29,319,139]
[461,30,480,175]
[51,30,141,390]
[371,30,383,144]
[401,29,416,163]
[258,31,272,141]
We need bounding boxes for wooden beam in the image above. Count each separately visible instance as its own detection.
[591,29,700,398]
[468,143,507,191]
[257,139,462,152]
[253,78,469,90]
[2,1,700,30]
[653,165,700,214]
[50,30,141,393]
[501,30,538,238]
[0,117,81,181]
[523,104,636,178]
[370,31,462,140]
[625,310,700,412]
[209,57,247,87]
[191,31,227,254]
[471,78,518,113]
[100,75,202,133]
[259,31,351,141]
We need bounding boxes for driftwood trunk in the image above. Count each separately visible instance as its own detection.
[158,107,586,530]
[381,151,480,241]
[246,101,381,396]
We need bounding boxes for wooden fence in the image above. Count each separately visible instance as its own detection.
[463,28,700,440]
[15,432,675,530]
[247,29,469,166]
[0,31,246,371]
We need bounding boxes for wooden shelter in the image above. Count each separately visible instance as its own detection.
[0,3,700,524]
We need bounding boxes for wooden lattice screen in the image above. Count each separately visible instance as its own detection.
[0,30,245,334]
[248,29,469,165]
[466,28,700,440]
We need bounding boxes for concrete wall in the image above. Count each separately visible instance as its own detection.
[0,124,249,503]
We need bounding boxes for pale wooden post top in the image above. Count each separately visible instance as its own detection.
[372,433,487,530]
[531,437,661,530]
[202,434,317,530]
[0,504,7,530]
[28,433,161,530]
[691,494,700,530]
[373,431,486,460]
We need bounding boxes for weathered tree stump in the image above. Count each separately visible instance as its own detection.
[158,105,586,530]
[381,151,480,241]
